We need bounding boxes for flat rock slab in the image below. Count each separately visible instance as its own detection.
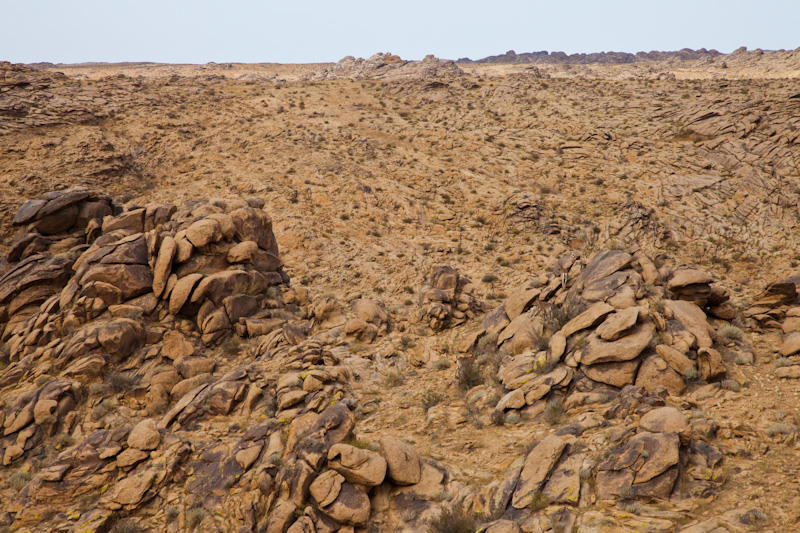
[596,306,641,341]
[511,434,566,508]
[581,322,655,365]
[668,269,713,289]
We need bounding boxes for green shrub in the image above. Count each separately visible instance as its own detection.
[427,506,481,533]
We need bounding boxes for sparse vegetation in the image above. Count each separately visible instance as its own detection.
[427,506,481,533]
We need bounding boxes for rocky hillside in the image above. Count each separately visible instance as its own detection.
[1,58,800,532]
[458,48,723,65]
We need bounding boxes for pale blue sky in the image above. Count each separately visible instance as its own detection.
[3,1,798,64]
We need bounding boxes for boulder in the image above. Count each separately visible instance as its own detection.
[596,306,641,341]
[511,435,567,508]
[327,443,387,486]
[128,419,161,450]
[379,436,421,486]
[581,322,655,365]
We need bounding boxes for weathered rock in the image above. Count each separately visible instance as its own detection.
[663,300,713,349]
[668,269,713,289]
[583,359,639,388]
[581,322,655,365]
[128,419,161,450]
[561,302,615,338]
[310,469,344,507]
[379,436,421,486]
[655,344,695,376]
[328,443,387,486]
[152,236,177,298]
[636,355,686,396]
[511,434,567,508]
[639,407,689,435]
[697,347,726,381]
[596,306,641,341]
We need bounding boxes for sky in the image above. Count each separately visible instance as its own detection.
[2,0,798,64]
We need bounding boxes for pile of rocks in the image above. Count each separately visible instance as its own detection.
[419,265,481,331]
[309,53,464,81]
[465,249,740,422]
[0,62,117,134]
[744,278,800,378]
[461,389,725,532]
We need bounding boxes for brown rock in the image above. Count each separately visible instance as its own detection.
[310,470,344,507]
[561,301,615,338]
[327,443,387,486]
[655,344,695,376]
[379,436,421,486]
[663,300,713,349]
[583,359,639,388]
[152,236,177,298]
[639,407,689,435]
[161,330,195,359]
[697,347,726,381]
[581,322,655,365]
[227,240,259,264]
[128,419,161,450]
[168,273,203,315]
[511,434,567,508]
[668,269,713,289]
[596,306,641,341]
[185,218,223,248]
[635,354,686,396]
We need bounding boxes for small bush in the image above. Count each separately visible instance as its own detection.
[542,399,565,426]
[421,391,444,411]
[618,485,637,501]
[719,326,743,344]
[55,434,76,450]
[683,368,700,381]
[165,506,180,523]
[456,357,482,390]
[111,521,145,533]
[720,379,741,392]
[221,337,241,357]
[765,423,797,438]
[187,507,206,530]
[432,358,451,371]
[400,336,417,350]
[386,369,404,387]
[9,471,32,491]
[427,506,481,533]
[344,439,376,450]
[774,357,796,368]
[505,412,520,425]
[106,371,137,394]
[620,501,642,514]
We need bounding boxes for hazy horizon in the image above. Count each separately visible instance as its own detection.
[2,0,798,64]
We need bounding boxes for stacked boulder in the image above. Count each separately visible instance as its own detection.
[745,278,800,378]
[473,249,736,422]
[464,389,725,532]
[420,265,481,330]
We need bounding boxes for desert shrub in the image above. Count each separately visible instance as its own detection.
[421,391,444,411]
[476,332,498,354]
[386,369,404,387]
[766,423,797,437]
[432,358,451,371]
[110,521,145,533]
[221,337,240,357]
[719,326,743,343]
[720,379,741,392]
[9,471,32,491]
[187,507,206,530]
[344,439,376,451]
[55,434,76,450]
[106,371,137,394]
[427,506,481,533]
[456,357,482,390]
[165,506,180,523]
[505,412,520,425]
[542,399,565,426]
